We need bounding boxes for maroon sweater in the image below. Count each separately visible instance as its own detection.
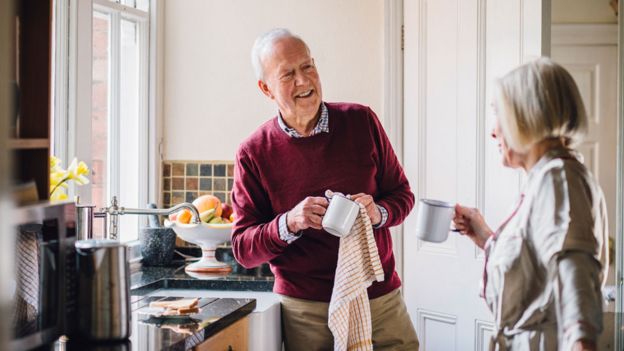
[231,102,414,302]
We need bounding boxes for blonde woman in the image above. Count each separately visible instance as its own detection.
[454,58,608,351]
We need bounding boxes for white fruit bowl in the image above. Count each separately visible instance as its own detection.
[164,220,233,273]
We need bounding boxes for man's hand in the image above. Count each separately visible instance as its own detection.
[350,193,381,226]
[286,196,329,233]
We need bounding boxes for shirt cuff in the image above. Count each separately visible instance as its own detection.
[372,205,388,229]
[278,212,302,244]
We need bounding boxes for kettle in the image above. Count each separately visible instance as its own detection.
[75,239,131,340]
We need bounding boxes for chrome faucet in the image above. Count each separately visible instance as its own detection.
[76,196,200,240]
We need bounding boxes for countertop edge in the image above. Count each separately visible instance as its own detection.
[164,298,257,351]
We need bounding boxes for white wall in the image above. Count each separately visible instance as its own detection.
[163,0,384,160]
[552,0,617,24]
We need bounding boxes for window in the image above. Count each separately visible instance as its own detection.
[90,0,149,241]
[52,0,151,242]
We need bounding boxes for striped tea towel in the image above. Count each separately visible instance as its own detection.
[328,203,385,351]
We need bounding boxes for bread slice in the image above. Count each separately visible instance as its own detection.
[160,306,200,316]
[149,298,199,310]
[177,306,200,315]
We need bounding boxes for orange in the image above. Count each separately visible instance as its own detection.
[192,194,222,218]
[177,209,192,224]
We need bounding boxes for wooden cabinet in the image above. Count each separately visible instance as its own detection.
[194,316,249,351]
[10,0,53,203]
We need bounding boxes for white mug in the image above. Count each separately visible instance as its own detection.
[322,194,360,237]
[415,199,455,243]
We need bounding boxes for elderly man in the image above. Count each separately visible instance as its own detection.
[231,28,419,350]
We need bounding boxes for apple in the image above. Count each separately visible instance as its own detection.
[221,203,233,219]
[168,212,178,222]
[193,194,222,218]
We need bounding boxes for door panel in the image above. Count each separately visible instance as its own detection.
[418,310,458,350]
[551,45,618,238]
[475,320,495,351]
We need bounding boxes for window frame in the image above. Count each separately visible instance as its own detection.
[92,1,150,224]
[53,0,156,245]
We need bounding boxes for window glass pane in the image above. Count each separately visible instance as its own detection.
[119,18,141,242]
[120,0,136,8]
[136,0,149,12]
[91,11,110,238]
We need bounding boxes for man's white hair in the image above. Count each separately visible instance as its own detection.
[251,28,309,81]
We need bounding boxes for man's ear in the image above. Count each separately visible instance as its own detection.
[258,80,274,99]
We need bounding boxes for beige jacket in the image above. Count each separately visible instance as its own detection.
[484,148,609,350]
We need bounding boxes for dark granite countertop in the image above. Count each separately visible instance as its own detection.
[130,260,275,295]
[52,257,275,350]
[57,295,256,351]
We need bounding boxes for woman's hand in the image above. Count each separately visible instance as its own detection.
[350,193,382,226]
[453,204,494,249]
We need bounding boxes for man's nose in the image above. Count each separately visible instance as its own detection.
[294,70,309,86]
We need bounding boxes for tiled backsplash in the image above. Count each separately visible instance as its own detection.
[162,161,234,208]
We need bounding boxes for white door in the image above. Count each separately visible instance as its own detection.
[551,26,618,250]
[551,24,618,350]
[403,1,550,349]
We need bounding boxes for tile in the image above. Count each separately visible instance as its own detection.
[214,178,226,191]
[200,164,212,176]
[214,164,226,177]
[186,163,198,176]
[225,191,232,204]
[199,178,212,191]
[162,161,239,214]
[172,163,185,176]
[172,192,184,205]
[214,192,226,203]
[185,178,198,191]
[172,177,185,190]
[163,192,170,207]
[185,191,198,203]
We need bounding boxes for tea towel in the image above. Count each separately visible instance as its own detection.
[328,203,385,351]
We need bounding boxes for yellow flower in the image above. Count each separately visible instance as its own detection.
[50,156,90,202]
[50,155,61,169]
[50,187,68,201]
[67,158,90,185]
[50,169,69,188]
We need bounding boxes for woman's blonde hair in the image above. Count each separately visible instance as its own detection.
[493,57,588,152]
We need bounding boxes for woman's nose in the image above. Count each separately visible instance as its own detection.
[490,129,497,139]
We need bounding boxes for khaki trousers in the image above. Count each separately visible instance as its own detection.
[281,289,419,351]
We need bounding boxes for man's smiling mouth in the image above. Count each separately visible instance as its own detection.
[295,90,313,98]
